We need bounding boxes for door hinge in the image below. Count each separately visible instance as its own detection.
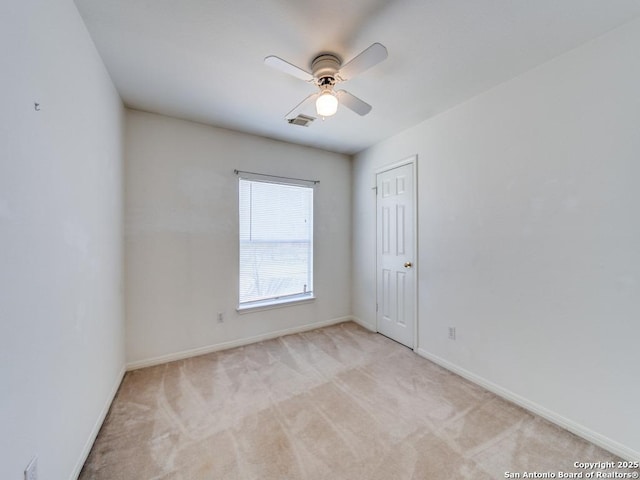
[376,303,379,312]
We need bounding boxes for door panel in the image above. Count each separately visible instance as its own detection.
[396,204,405,255]
[376,162,415,348]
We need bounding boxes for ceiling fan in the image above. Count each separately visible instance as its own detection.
[264,43,388,120]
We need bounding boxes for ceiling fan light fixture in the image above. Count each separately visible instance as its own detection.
[315,90,338,117]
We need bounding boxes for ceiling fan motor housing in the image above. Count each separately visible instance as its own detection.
[311,54,341,86]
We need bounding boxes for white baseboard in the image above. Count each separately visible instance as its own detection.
[416,348,639,462]
[126,316,354,371]
[351,315,376,332]
[70,364,126,480]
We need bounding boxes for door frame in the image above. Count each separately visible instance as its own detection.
[375,155,418,351]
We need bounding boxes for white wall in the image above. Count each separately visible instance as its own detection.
[0,1,125,479]
[125,110,351,366]
[353,19,640,459]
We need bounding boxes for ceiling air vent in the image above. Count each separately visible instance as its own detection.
[287,114,316,127]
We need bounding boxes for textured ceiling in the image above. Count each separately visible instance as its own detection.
[75,0,640,154]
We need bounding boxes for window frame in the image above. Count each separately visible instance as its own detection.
[236,172,316,313]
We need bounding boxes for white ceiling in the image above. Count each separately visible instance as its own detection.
[75,0,640,155]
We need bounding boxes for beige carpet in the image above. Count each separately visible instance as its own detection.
[80,322,635,479]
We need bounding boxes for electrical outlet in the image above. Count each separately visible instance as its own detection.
[448,327,456,340]
[24,457,37,480]
[217,312,224,323]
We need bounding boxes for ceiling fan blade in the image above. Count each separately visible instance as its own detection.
[285,92,319,119]
[338,43,388,81]
[336,90,372,116]
[264,55,314,82]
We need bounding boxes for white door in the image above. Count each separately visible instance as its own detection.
[376,161,415,348]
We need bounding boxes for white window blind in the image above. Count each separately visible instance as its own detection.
[239,177,314,308]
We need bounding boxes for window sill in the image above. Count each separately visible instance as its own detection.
[237,295,316,314]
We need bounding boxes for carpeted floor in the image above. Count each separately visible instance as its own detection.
[79,322,635,479]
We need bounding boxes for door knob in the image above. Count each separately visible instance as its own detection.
[404,262,413,268]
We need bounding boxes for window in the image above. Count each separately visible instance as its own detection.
[238,175,314,309]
